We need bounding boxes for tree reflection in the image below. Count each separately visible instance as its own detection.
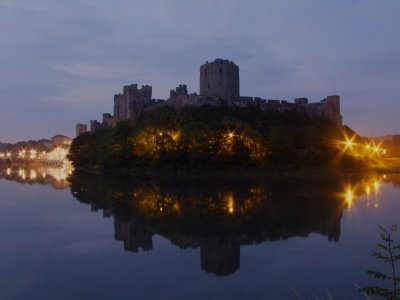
[1,165,390,276]
[68,172,351,276]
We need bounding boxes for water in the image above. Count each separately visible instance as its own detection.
[0,166,399,299]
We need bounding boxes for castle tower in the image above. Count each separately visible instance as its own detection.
[200,242,240,276]
[323,95,342,126]
[113,84,153,122]
[200,59,240,100]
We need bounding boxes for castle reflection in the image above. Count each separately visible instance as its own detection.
[68,171,390,277]
[1,166,393,276]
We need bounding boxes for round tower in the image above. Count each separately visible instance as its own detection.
[200,59,240,100]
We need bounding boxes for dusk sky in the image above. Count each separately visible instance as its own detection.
[1,0,399,143]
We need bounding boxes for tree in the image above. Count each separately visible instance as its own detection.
[360,225,400,299]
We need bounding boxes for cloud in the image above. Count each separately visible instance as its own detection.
[1,0,400,142]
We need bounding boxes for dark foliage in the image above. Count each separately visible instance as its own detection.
[360,225,400,299]
[68,105,362,171]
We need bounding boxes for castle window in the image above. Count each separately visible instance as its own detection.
[207,83,210,89]
[219,68,223,73]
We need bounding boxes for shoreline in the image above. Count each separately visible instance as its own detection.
[70,164,397,181]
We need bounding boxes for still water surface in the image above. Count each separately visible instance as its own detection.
[0,166,399,299]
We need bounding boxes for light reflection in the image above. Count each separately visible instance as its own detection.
[345,185,354,209]
[225,193,235,214]
[374,180,380,192]
[18,168,26,180]
[373,180,381,208]
[365,186,371,196]
[172,201,181,213]
[2,165,73,189]
[341,176,385,210]
[30,170,37,180]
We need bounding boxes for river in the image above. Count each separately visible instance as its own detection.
[0,166,399,299]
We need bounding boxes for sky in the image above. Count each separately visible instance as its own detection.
[0,0,399,143]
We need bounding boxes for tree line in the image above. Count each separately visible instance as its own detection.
[68,105,363,172]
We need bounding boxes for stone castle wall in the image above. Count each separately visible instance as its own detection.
[200,59,240,101]
[80,58,342,132]
[113,84,153,123]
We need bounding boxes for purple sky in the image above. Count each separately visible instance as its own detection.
[1,0,399,143]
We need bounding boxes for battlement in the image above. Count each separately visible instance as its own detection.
[86,58,342,133]
[200,59,240,99]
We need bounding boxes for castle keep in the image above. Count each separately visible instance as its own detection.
[79,58,342,135]
[200,59,240,101]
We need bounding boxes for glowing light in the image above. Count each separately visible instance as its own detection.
[374,180,380,192]
[226,193,235,214]
[365,186,371,196]
[0,153,4,158]
[29,149,37,159]
[365,144,371,150]
[30,170,37,180]
[172,201,181,213]
[383,174,387,179]
[46,146,69,162]
[6,168,11,176]
[6,152,11,158]
[18,168,26,180]
[345,185,354,208]
[171,131,181,141]
[42,172,46,178]
[373,146,380,154]
[345,140,353,148]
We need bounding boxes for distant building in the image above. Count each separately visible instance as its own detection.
[37,139,53,148]
[76,123,87,137]
[51,135,72,146]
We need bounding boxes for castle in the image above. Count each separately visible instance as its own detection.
[76,58,342,136]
